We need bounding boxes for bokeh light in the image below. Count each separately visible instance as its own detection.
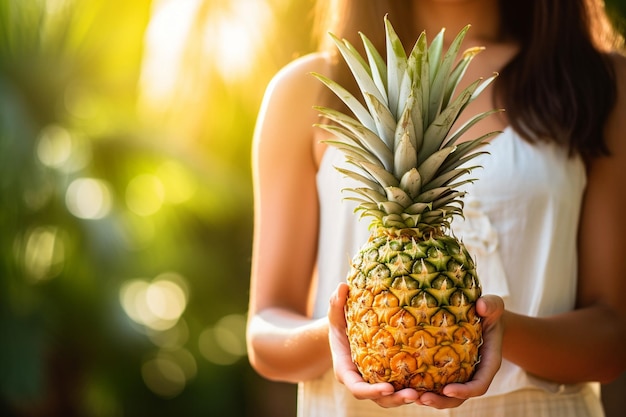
[147,319,190,349]
[119,272,189,331]
[141,352,187,398]
[198,313,247,365]
[146,279,187,321]
[36,125,92,173]
[141,348,198,398]
[65,178,113,219]
[36,125,72,169]
[17,226,66,283]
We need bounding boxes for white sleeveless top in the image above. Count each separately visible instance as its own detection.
[302,127,603,416]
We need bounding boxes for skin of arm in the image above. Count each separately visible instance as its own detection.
[246,53,333,383]
[500,54,626,384]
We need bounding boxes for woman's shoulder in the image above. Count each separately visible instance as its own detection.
[257,52,333,125]
[265,51,332,95]
[280,51,332,73]
[254,52,333,158]
[255,52,333,141]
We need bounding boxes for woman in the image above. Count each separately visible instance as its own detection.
[247,0,626,415]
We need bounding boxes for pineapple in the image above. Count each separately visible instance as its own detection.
[313,17,500,393]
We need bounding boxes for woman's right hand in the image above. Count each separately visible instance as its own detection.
[328,283,422,407]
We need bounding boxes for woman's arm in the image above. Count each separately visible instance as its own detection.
[246,54,333,383]
[501,54,626,384]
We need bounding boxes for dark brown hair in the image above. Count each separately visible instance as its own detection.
[314,0,624,157]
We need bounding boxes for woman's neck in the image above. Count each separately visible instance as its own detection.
[411,0,503,47]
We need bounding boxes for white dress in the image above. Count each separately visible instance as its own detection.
[300,127,604,416]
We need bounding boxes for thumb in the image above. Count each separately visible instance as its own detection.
[328,283,349,325]
[476,294,505,320]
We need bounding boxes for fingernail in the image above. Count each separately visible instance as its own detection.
[381,390,394,396]
[404,398,414,404]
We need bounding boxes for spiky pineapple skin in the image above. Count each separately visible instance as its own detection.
[345,228,482,393]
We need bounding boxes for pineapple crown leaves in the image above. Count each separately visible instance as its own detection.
[313,15,502,233]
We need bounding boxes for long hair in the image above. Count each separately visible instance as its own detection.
[313,0,624,157]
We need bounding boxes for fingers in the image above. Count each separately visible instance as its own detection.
[331,344,421,407]
[437,358,499,403]
[340,377,420,407]
[417,391,466,409]
[441,368,492,400]
[370,388,421,408]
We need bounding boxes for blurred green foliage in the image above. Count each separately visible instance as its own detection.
[0,1,625,416]
[0,0,314,415]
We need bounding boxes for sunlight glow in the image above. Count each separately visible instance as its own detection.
[203,0,272,81]
[139,0,201,109]
[45,0,72,15]
[139,0,273,113]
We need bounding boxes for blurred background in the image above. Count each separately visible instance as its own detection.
[0,1,624,416]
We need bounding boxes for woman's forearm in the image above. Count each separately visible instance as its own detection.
[502,305,626,384]
[247,308,332,383]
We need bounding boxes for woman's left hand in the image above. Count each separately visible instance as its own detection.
[420,293,505,408]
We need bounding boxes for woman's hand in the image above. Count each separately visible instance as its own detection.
[328,282,505,409]
[423,294,505,408]
[328,283,421,407]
